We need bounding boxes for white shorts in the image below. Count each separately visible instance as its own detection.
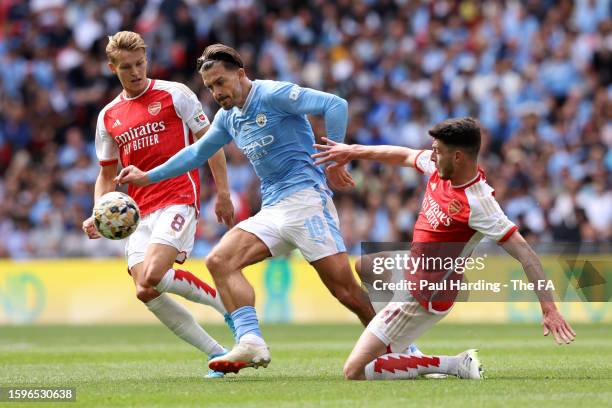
[237,186,346,262]
[367,297,445,352]
[125,204,197,269]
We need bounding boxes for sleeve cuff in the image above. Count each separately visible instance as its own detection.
[413,150,425,173]
[147,169,160,183]
[498,225,518,243]
[99,159,118,166]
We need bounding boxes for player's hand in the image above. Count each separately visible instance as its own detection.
[82,216,101,239]
[541,307,576,345]
[215,192,235,228]
[312,137,353,166]
[325,164,355,191]
[114,165,151,186]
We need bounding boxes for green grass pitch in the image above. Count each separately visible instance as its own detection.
[1,323,610,407]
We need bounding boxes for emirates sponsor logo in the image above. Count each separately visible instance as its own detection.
[148,101,162,116]
[448,199,463,216]
[114,120,165,146]
[422,193,452,229]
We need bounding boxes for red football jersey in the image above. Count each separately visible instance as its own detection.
[409,150,518,313]
[95,79,210,216]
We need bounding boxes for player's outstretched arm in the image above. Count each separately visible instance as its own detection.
[207,148,235,228]
[501,231,576,345]
[312,137,422,168]
[82,163,118,239]
[115,125,232,187]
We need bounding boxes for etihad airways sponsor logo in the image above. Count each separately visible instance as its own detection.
[242,135,274,161]
[114,121,166,146]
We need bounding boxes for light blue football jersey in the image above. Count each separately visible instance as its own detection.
[148,79,348,207]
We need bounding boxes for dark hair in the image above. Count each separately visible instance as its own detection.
[428,117,481,156]
[197,44,244,72]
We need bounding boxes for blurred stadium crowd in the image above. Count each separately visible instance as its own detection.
[0,0,610,259]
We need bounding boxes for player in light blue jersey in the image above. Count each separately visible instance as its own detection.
[116,44,418,374]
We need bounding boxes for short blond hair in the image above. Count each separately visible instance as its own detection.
[106,31,146,64]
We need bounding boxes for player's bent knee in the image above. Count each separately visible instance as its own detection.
[142,265,163,288]
[204,253,219,273]
[135,285,158,303]
[343,361,364,380]
[205,252,228,276]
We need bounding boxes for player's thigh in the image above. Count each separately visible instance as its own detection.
[125,204,194,272]
[283,186,346,262]
[208,226,272,270]
[145,205,196,282]
[234,208,292,260]
[129,262,145,286]
[126,247,178,288]
[150,205,197,258]
[369,300,444,352]
[142,243,180,281]
[125,211,154,272]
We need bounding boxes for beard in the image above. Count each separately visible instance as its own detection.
[437,164,453,179]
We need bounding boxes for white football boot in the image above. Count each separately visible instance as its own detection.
[456,349,484,379]
[208,335,271,374]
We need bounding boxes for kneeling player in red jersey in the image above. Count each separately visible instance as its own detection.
[313,117,576,380]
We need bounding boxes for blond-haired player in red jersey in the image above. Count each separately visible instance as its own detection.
[81,31,235,378]
[313,117,576,381]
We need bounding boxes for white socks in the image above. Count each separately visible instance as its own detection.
[146,294,224,356]
[240,333,267,346]
[364,353,458,380]
[155,269,226,315]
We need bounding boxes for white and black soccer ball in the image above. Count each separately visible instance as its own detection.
[93,192,140,240]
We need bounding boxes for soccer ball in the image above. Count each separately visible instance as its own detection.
[93,192,140,240]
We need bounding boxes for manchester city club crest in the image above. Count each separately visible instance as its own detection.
[256,113,267,127]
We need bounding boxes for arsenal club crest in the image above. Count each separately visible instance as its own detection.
[448,199,463,216]
[148,101,162,116]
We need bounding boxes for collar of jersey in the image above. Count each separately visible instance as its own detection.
[237,80,258,115]
[451,170,481,189]
[121,79,152,101]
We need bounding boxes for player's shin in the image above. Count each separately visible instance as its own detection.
[155,268,226,315]
[146,293,225,356]
[364,353,459,380]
